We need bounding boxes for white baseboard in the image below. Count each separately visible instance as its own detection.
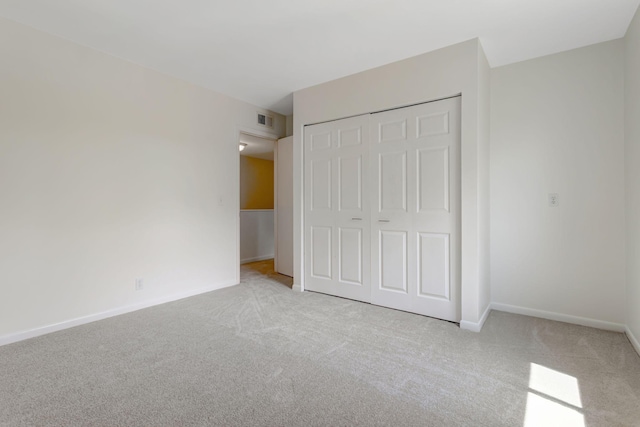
[491,302,626,332]
[626,326,640,357]
[292,283,302,292]
[460,303,492,332]
[0,279,237,347]
[240,255,274,264]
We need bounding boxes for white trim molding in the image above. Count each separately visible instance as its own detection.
[491,302,626,332]
[460,303,492,332]
[0,280,237,347]
[626,326,640,357]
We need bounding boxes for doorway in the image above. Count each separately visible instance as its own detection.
[239,132,275,264]
[238,132,292,288]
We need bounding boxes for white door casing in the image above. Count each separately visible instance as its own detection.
[304,114,371,302]
[303,96,460,322]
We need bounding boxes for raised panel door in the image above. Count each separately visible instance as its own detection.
[370,96,460,322]
[304,115,371,302]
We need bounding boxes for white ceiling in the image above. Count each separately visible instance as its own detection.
[240,133,275,161]
[1,0,638,115]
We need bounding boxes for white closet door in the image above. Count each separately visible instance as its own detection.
[304,115,371,302]
[370,97,461,322]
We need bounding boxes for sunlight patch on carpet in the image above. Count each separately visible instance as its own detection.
[524,363,584,427]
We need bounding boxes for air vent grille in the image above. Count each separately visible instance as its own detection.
[257,113,273,128]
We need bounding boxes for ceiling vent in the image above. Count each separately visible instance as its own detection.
[257,113,273,128]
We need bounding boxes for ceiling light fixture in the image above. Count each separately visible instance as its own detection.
[239,143,247,152]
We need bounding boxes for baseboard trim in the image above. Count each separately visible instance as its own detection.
[460,303,492,332]
[0,279,237,347]
[292,283,302,292]
[626,326,640,357]
[240,255,274,264]
[491,302,626,332]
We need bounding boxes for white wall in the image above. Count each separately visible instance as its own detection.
[285,115,294,137]
[491,40,626,328]
[0,17,284,342]
[625,6,640,347]
[239,156,274,209]
[293,39,491,328]
[240,210,275,264]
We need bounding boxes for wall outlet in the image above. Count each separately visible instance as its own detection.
[135,278,144,291]
[548,193,559,207]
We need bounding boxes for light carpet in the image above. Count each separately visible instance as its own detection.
[1,260,639,426]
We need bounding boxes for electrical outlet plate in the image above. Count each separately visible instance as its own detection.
[548,193,559,207]
[135,278,144,291]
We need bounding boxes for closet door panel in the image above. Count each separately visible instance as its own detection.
[339,227,363,285]
[310,158,332,211]
[310,226,333,280]
[378,151,408,213]
[339,155,362,211]
[418,232,450,300]
[370,96,461,322]
[379,230,408,293]
[417,147,449,213]
[304,115,371,302]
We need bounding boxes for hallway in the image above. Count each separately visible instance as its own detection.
[241,259,293,289]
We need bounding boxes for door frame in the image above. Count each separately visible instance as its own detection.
[235,126,279,285]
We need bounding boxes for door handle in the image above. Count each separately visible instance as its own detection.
[378,219,391,223]
[351,217,363,221]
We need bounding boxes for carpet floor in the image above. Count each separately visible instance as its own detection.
[1,260,639,426]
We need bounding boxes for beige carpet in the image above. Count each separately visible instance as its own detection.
[1,260,639,426]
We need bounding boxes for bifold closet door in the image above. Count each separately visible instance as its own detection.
[304,115,371,302]
[370,96,461,322]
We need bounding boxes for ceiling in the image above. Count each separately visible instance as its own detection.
[240,133,275,161]
[1,0,638,115]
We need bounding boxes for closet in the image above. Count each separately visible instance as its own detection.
[304,96,461,322]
